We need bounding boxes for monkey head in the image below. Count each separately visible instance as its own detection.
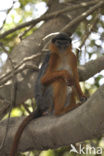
[51,33,72,51]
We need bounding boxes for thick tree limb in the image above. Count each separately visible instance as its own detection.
[79,56,104,81]
[0,84,104,155]
[0,16,70,119]
[0,0,104,122]
[0,0,92,118]
[0,1,104,155]
[0,0,99,39]
[0,53,103,120]
[0,54,104,85]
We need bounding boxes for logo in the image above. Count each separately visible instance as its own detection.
[70,144,103,155]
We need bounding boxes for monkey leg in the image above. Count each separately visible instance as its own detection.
[59,93,78,115]
[53,79,67,116]
[53,83,79,116]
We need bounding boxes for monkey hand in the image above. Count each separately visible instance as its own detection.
[63,71,74,86]
[66,79,74,86]
[80,95,87,103]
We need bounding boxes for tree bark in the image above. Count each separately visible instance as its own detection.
[0,84,104,155]
[0,0,103,118]
[0,1,104,155]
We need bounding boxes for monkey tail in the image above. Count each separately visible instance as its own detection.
[10,108,42,156]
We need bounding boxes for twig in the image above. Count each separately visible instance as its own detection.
[22,103,31,115]
[0,1,15,31]
[62,0,104,32]
[80,13,100,49]
[0,96,11,120]
[0,64,39,86]
[0,0,99,39]
[0,53,41,83]
[0,50,40,148]
[13,53,41,72]
[76,11,100,60]
[19,24,35,40]
[41,0,102,54]
[0,44,17,150]
[0,53,40,86]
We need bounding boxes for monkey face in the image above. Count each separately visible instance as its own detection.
[51,33,72,50]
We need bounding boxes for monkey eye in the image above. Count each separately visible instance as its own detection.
[55,39,70,45]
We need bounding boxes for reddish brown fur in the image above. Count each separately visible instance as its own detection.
[41,42,86,115]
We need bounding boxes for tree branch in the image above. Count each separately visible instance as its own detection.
[78,56,104,81]
[0,0,103,121]
[62,0,104,32]
[0,54,103,120]
[0,54,40,86]
[0,84,104,155]
[0,0,99,39]
[0,55,103,85]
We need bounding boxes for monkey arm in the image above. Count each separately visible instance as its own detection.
[74,67,87,102]
[69,52,87,101]
[41,70,73,86]
[41,53,73,86]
